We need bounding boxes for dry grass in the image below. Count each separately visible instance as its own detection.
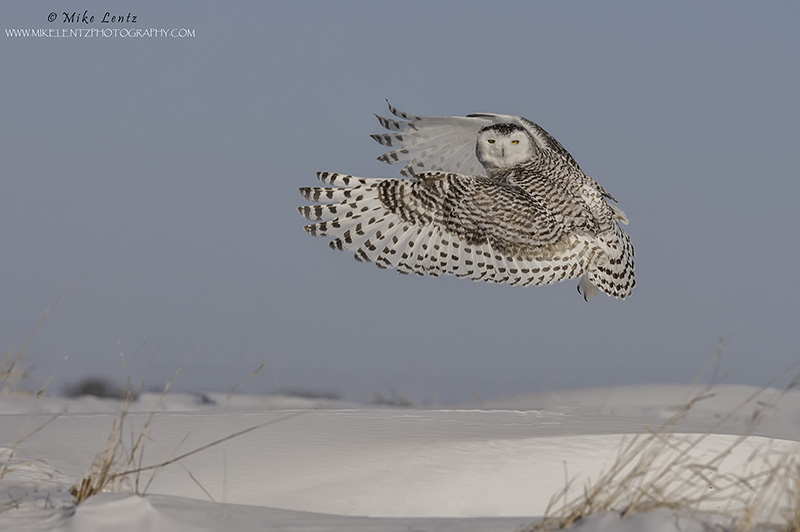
[0,347,28,395]
[2,285,77,396]
[0,298,293,508]
[69,358,178,503]
[731,455,800,532]
[68,359,303,505]
[528,349,800,531]
[1,305,64,483]
[0,308,48,395]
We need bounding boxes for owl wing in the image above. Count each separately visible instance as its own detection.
[298,171,590,288]
[370,101,582,177]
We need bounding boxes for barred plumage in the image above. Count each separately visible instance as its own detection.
[297,104,635,300]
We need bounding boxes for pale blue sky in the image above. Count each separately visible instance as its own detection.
[3,1,799,403]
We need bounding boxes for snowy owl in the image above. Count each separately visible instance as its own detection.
[297,102,635,300]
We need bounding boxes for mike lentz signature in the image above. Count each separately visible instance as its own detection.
[56,11,138,24]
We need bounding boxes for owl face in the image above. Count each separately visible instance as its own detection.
[476,124,536,175]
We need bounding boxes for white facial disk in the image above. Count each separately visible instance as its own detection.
[476,124,536,175]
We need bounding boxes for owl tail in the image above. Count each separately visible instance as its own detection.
[583,224,636,300]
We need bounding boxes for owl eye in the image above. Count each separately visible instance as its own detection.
[511,140,520,145]
[487,139,495,144]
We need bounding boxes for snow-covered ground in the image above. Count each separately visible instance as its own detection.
[1,384,799,531]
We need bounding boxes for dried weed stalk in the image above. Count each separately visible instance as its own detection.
[529,347,800,531]
[70,360,292,505]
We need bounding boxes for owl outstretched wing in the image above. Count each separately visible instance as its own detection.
[370,101,582,177]
[298,171,592,288]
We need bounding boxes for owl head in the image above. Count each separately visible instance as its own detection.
[475,123,536,176]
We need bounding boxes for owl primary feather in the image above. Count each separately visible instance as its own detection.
[297,102,635,300]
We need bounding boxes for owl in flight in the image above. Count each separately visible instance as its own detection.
[297,102,634,300]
